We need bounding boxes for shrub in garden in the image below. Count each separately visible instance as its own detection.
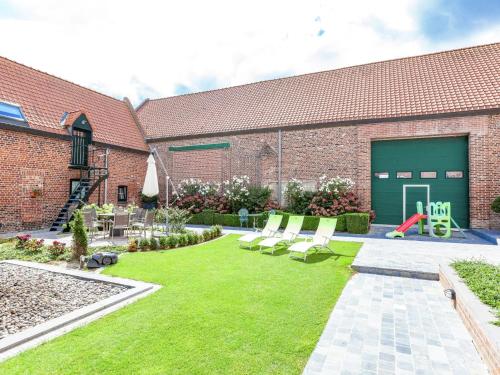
[139,238,150,251]
[128,238,138,252]
[213,225,223,237]
[309,191,360,217]
[166,207,192,233]
[223,175,250,213]
[47,240,66,258]
[149,237,159,251]
[345,213,370,234]
[187,231,198,245]
[24,239,45,254]
[70,210,88,259]
[167,235,179,248]
[284,179,313,215]
[178,234,189,247]
[15,234,31,249]
[492,196,500,214]
[202,229,211,242]
[247,186,273,213]
[159,236,169,249]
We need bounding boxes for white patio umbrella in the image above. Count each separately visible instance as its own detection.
[142,154,159,197]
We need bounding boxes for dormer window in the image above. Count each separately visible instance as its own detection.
[0,101,28,126]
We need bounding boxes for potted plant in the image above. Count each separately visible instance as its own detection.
[141,193,158,209]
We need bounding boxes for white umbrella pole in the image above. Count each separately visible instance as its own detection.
[166,175,169,235]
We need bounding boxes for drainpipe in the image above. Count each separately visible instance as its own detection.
[277,129,283,205]
[104,148,109,204]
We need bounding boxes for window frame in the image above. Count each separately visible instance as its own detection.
[117,185,128,203]
[445,171,464,179]
[420,171,437,179]
[396,171,413,179]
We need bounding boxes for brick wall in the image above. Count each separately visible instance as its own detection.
[149,114,499,229]
[0,128,147,232]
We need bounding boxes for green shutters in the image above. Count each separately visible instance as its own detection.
[371,136,469,228]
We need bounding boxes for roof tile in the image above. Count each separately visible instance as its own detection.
[138,43,500,139]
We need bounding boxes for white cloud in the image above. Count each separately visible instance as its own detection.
[0,0,498,105]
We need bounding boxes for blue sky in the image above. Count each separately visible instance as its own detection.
[0,0,498,104]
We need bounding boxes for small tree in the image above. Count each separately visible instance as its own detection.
[492,196,500,214]
[70,209,88,260]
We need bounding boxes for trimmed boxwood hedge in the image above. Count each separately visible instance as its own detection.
[344,213,370,234]
[188,210,369,234]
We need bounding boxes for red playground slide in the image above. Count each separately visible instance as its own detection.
[386,213,427,238]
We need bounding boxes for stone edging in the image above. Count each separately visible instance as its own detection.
[0,260,161,362]
[439,263,500,374]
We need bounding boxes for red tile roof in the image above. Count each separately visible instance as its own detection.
[137,42,500,139]
[0,56,148,151]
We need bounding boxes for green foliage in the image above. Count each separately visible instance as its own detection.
[452,260,500,325]
[83,203,114,214]
[159,236,169,249]
[284,179,313,214]
[246,186,272,213]
[212,225,223,237]
[141,194,158,203]
[491,196,500,214]
[276,211,346,232]
[70,210,88,259]
[202,229,211,242]
[139,238,150,251]
[149,237,159,251]
[47,241,66,258]
[178,234,189,247]
[165,207,192,233]
[186,232,198,245]
[167,235,179,248]
[344,213,370,234]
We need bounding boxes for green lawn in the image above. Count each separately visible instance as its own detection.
[0,234,361,375]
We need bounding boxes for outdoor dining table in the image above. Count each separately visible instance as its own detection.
[96,212,118,237]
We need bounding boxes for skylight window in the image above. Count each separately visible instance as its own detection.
[0,101,26,121]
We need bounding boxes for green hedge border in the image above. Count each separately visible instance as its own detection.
[188,210,370,234]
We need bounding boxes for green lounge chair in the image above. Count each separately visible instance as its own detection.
[258,215,304,254]
[238,214,283,249]
[288,218,337,261]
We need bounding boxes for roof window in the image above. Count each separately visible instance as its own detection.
[0,101,28,126]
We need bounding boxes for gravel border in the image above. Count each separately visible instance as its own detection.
[0,260,160,362]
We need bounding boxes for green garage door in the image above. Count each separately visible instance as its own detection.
[371,136,469,228]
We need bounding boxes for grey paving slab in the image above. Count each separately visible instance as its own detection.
[303,273,488,375]
[351,237,500,278]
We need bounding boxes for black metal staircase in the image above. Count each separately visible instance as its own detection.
[50,147,109,232]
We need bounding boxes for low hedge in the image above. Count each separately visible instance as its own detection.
[188,210,369,234]
[276,211,347,232]
[189,211,266,228]
[344,213,370,234]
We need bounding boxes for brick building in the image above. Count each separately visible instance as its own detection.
[1,43,499,232]
[0,57,149,232]
[136,43,500,229]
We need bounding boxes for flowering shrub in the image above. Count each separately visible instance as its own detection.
[318,175,355,196]
[24,239,45,253]
[284,179,312,214]
[223,176,250,212]
[47,240,66,257]
[15,234,32,249]
[177,178,220,197]
[309,191,361,217]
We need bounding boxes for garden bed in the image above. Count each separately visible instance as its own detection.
[439,262,500,373]
[0,261,158,362]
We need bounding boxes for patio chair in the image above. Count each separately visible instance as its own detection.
[258,215,304,254]
[238,214,282,249]
[82,208,100,241]
[110,212,130,240]
[238,208,249,227]
[131,209,154,237]
[288,218,337,262]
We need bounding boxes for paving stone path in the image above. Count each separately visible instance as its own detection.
[304,273,488,375]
